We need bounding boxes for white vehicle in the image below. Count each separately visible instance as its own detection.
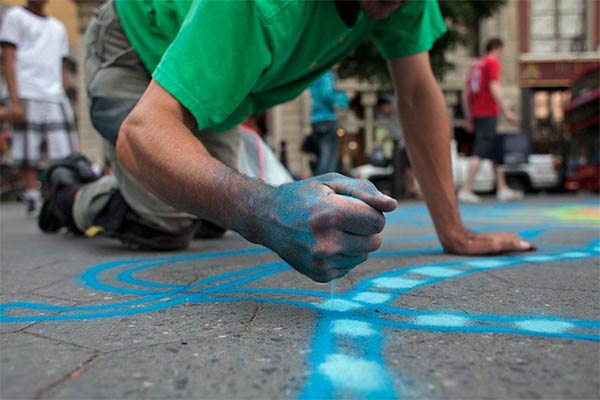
[451,140,496,192]
[451,140,560,192]
[351,140,560,194]
[502,154,560,192]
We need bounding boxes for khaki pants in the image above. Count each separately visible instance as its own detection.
[74,0,240,236]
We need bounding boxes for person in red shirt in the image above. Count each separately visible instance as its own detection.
[459,38,521,203]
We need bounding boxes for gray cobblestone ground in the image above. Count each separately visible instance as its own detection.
[1,195,598,399]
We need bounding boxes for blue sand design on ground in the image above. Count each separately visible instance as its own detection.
[1,202,599,399]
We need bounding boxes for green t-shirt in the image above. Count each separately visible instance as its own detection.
[115,0,446,132]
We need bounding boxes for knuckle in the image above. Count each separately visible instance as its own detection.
[308,210,326,229]
[299,180,319,194]
[370,234,382,251]
[328,210,343,227]
[359,179,376,192]
[310,244,335,260]
[370,214,385,232]
[316,209,342,229]
[311,179,326,189]
[310,247,326,259]
[320,172,340,182]
[309,209,334,230]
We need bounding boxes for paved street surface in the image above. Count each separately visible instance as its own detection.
[1,195,599,399]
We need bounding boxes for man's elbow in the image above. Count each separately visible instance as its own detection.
[115,114,140,174]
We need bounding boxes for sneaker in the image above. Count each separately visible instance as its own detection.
[497,188,524,202]
[38,172,82,233]
[38,154,99,233]
[38,195,70,232]
[116,212,197,250]
[458,190,482,204]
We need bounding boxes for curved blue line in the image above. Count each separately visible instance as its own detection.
[114,248,270,290]
[200,262,290,295]
[79,259,162,295]
[79,247,269,294]
[116,261,185,290]
[0,260,288,321]
[185,261,285,291]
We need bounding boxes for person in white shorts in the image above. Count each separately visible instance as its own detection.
[0,0,78,213]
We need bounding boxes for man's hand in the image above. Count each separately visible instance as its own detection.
[504,109,519,125]
[441,226,535,255]
[9,101,26,125]
[255,173,397,282]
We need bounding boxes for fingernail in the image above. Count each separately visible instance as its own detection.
[520,240,531,250]
[382,193,396,203]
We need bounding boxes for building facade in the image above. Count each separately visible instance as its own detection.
[517,0,599,156]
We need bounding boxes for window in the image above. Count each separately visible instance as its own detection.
[531,90,571,154]
[530,0,586,53]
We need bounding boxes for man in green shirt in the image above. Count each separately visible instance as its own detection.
[40,0,534,283]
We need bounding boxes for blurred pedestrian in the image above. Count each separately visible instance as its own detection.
[0,0,78,214]
[307,68,350,176]
[459,38,522,203]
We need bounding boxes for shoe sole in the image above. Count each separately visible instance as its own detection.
[117,233,191,251]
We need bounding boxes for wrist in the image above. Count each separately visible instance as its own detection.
[437,224,471,253]
[228,175,275,245]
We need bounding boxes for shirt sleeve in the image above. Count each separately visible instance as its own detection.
[369,0,447,60]
[0,9,22,47]
[152,0,273,130]
[487,58,500,82]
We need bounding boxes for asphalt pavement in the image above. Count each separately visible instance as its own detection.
[1,194,599,399]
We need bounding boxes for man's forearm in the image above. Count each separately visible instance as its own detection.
[490,82,510,116]
[398,83,464,244]
[116,82,269,243]
[389,55,465,247]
